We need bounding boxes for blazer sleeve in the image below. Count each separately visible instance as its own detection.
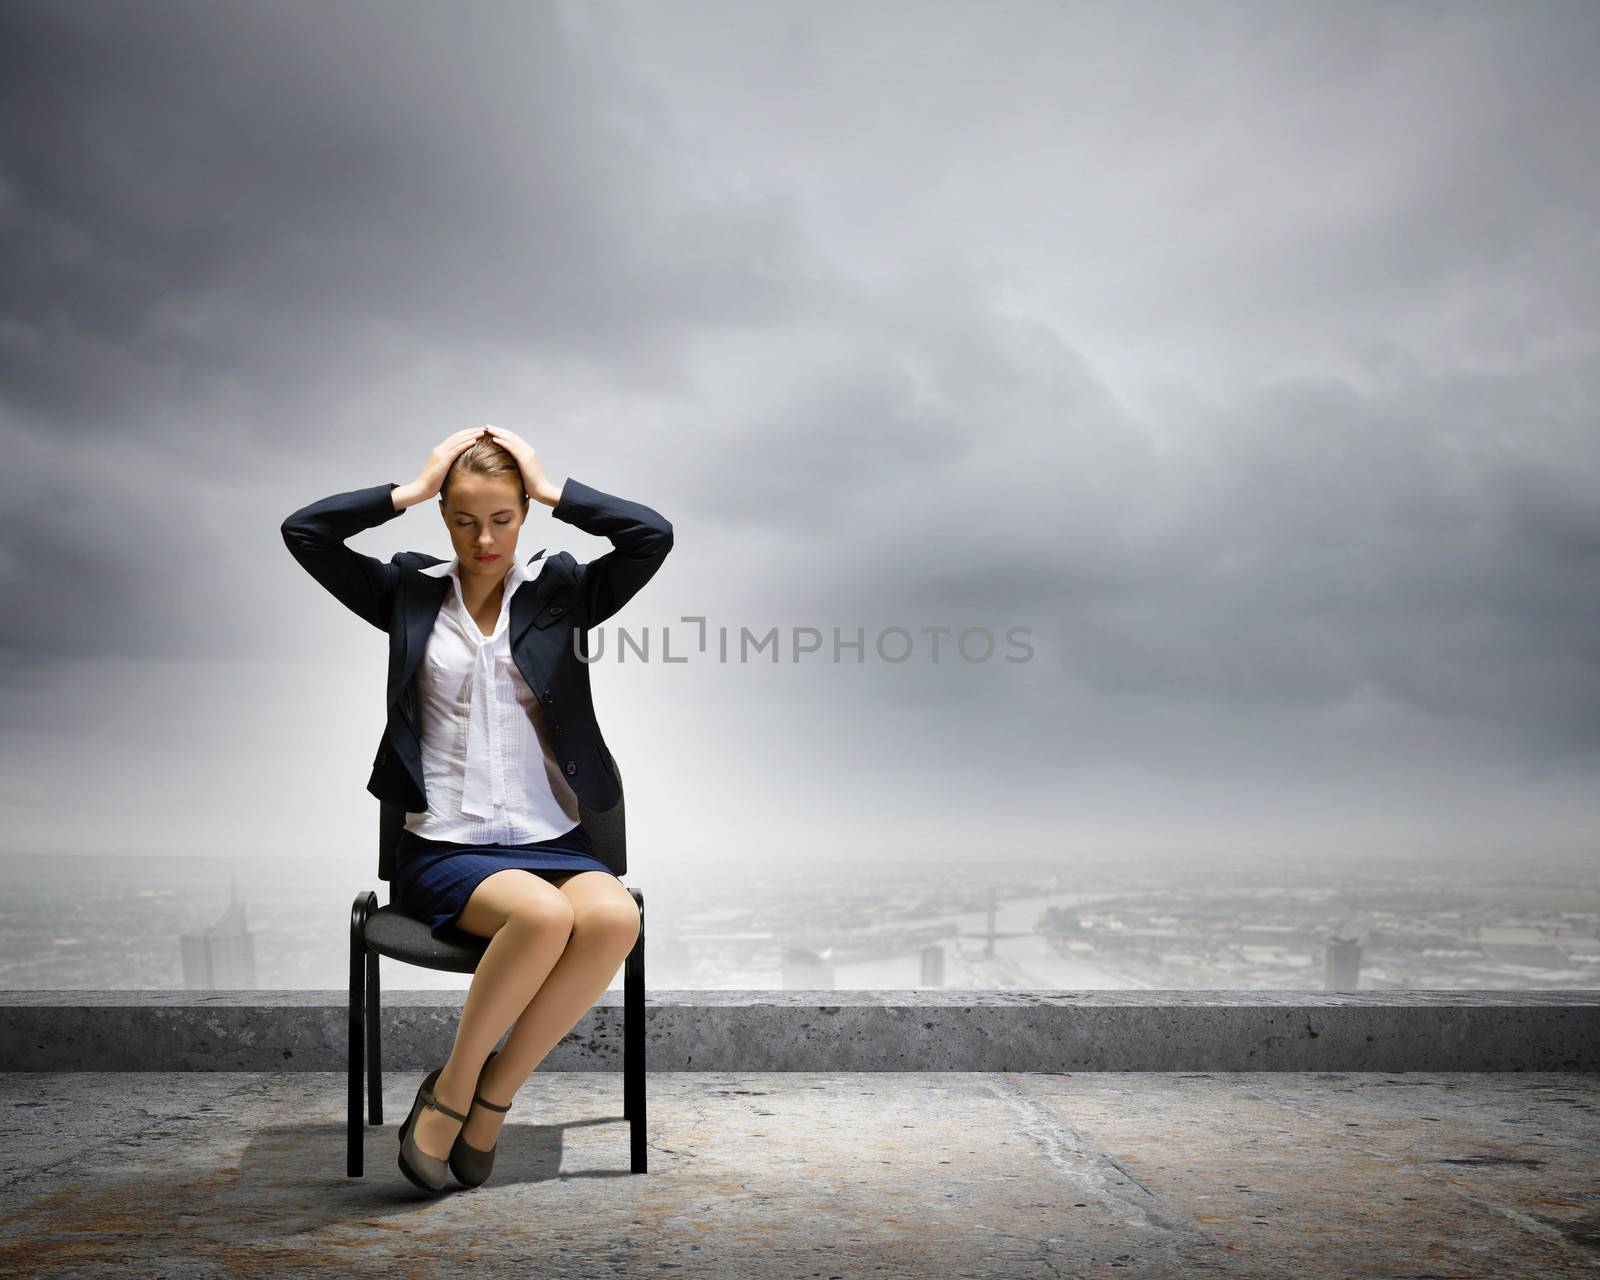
[281,482,407,633]
[551,477,674,627]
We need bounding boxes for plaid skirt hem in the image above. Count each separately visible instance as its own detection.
[394,823,617,943]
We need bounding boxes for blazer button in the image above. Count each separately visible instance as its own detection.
[550,605,563,617]
[543,690,554,703]
[552,723,562,734]
[565,760,577,775]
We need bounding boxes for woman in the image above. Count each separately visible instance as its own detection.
[281,424,673,1193]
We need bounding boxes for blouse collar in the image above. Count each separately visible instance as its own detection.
[418,548,546,584]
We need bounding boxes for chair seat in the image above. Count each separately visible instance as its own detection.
[364,903,487,973]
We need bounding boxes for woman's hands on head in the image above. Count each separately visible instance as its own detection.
[482,423,561,506]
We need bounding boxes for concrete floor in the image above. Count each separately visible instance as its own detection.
[0,1071,1596,1278]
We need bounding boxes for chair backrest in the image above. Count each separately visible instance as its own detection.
[378,759,627,889]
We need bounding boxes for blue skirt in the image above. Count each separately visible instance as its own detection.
[393,822,617,943]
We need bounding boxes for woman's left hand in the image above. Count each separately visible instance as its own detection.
[482,424,560,505]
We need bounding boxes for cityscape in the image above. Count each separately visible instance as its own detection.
[2,848,1595,993]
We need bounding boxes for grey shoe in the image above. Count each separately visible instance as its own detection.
[398,1066,470,1193]
[449,1049,514,1189]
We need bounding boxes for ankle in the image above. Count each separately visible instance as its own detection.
[477,1059,521,1109]
[434,1062,477,1113]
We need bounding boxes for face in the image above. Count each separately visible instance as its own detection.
[439,473,527,578]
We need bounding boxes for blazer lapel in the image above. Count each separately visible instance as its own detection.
[397,570,450,707]
[509,555,552,650]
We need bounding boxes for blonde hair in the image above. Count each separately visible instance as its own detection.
[441,439,527,509]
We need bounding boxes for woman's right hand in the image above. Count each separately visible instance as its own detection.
[394,427,486,509]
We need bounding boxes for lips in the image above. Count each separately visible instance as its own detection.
[474,554,500,562]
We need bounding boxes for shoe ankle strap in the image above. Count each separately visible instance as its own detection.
[423,1089,470,1124]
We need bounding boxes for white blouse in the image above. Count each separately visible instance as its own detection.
[403,552,583,844]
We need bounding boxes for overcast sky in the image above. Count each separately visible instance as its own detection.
[2,0,1597,880]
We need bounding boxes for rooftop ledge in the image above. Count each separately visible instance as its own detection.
[2,989,1594,1072]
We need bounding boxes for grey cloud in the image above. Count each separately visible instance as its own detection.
[0,0,805,429]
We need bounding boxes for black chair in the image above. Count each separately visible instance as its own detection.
[348,763,647,1177]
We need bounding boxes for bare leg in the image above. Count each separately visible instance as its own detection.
[458,870,640,1152]
[406,869,576,1163]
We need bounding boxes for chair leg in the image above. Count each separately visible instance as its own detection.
[366,948,383,1125]
[348,891,376,1177]
[625,887,647,1173]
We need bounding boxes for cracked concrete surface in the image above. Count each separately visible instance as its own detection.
[1,1071,1596,1278]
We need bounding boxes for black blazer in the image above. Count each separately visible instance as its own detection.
[281,477,673,815]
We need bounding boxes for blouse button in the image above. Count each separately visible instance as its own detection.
[565,761,577,775]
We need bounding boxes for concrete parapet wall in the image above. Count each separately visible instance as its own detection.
[2,989,1593,1072]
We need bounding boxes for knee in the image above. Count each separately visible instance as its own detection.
[574,898,640,952]
[505,893,575,939]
